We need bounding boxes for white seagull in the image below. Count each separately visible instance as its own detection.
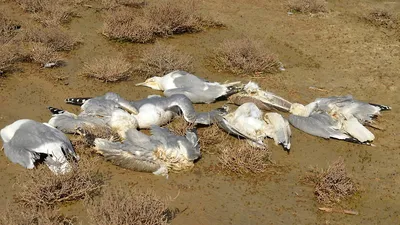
[288,95,391,144]
[94,126,201,178]
[0,119,79,174]
[215,103,291,150]
[135,70,241,103]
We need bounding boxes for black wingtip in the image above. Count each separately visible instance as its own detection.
[369,103,391,111]
[48,106,64,115]
[65,97,91,106]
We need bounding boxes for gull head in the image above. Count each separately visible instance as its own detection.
[135,76,163,90]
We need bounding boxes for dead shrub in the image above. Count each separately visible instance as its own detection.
[16,0,78,26]
[15,157,105,208]
[287,0,327,14]
[198,124,225,154]
[218,140,271,175]
[0,13,21,44]
[82,55,132,82]
[136,43,193,78]
[102,9,156,43]
[0,205,75,225]
[164,116,194,136]
[102,0,146,9]
[212,38,281,75]
[86,187,173,225]
[302,158,357,205]
[146,0,218,36]
[102,0,222,43]
[0,44,23,74]
[27,42,63,67]
[22,26,81,51]
[363,8,398,29]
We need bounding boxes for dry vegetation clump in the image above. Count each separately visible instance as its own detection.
[16,0,78,26]
[22,26,81,51]
[0,13,21,44]
[136,43,193,78]
[15,158,105,208]
[82,55,132,82]
[102,10,156,43]
[287,0,328,14]
[164,116,195,136]
[303,158,357,205]
[27,42,63,67]
[218,140,272,175]
[146,0,222,36]
[101,0,146,9]
[0,44,23,74]
[198,124,225,153]
[212,38,281,75]
[363,8,398,29]
[86,187,173,225]
[102,0,222,43]
[0,206,75,225]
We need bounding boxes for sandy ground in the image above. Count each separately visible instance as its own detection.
[0,0,399,224]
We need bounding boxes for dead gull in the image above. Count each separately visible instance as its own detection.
[0,119,79,174]
[135,70,241,103]
[288,95,390,144]
[228,81,292,112]
[94,126,200,178]
[214,102,291,150]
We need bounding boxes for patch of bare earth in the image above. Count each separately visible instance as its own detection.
[363,8,398,29]
[1,206,76,225]
[287,0,328,14]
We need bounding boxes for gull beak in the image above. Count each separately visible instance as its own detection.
[1,146,3,151]
[135,82,146,86]
[118,102,139,115]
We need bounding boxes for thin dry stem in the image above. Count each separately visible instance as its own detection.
[82,55,132,82]
[86,187,173,225]
[212,38,281,75]
[0,12,21,44]
[136,43,193,78]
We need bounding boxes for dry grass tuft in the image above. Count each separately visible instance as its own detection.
[102,0,222,43]
[16,0,78,26]
[1,205,75,225]
[15,158,105,208]
[0,13,21,44]
[22,26,81,51]
[102,0,146,9]
[212,38,281,75]
[102,9,156,43]
[287,0,327,14]
[303,158,357,205]
[198,124,225,154]
[26,42,63,67]
[164,116,194,136]
[363,8,398,29]
[218,140,272,175]
[82,55,132,82]
[0,44,23,74]
[87,187,174,225]
[136,43,193,78]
